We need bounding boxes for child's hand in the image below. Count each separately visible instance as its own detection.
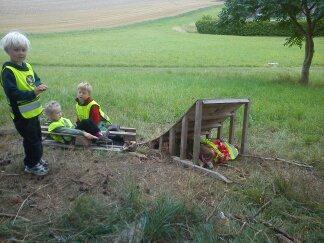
[34,84,47,95]
[83,132,98,140]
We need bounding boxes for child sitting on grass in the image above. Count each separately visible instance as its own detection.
[44,100,98,143]
[75,82,112,142]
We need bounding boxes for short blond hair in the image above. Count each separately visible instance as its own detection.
[77,82,92,94]
[44,100,61,117]
[0,31,30,53]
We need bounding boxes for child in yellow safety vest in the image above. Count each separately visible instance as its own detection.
[75,82,112,142]
[44,101,98,143]
[199,138,238,169]
[1,31,48,176]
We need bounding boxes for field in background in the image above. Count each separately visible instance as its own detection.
[0,0,218,33]
[0,4,323,242]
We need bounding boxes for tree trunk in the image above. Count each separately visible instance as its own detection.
[300,34,314,85]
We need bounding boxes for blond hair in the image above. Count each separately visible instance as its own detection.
[44,100,61,117]
[0,31,30,52]
[77,82,92,94]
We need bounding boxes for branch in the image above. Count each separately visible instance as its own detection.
[309,3,316,11]
[281,4,306,36]
[244,154,313,169]
[303,3,314,35]
[12,184,51,225]
[0,213,30,222]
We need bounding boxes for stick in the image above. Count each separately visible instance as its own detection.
[12,184,50,225]
[0,172,20,176]
[244,154,313,169]
[70,178,92,187]
[0,213,30,222]
[253,200,271,218]
[172,156,232,183]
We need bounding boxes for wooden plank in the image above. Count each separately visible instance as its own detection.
[42,131,79,137]
[229,112,236,144]
[120,127,136,132]
[192,100,203,164]
[241,102,250,155]
[108,131,136,140]
[172,156,232,183]
[169,127,176,156]
[159,136,164,152]
[42,139,123,152]
[202,99,250,105]
[175,121,220,133]
[217,126,222,139]
[180,115,188,160]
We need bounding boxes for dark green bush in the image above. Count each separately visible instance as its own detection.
[195,15,324,36]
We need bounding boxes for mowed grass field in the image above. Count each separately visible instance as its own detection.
[1,5,323,166]
[0,5,324,241]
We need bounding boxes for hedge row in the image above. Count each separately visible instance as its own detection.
[195,15,324,36]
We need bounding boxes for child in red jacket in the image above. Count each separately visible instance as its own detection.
[75,82,112,142]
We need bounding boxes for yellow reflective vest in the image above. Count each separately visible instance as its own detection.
[1,63,43,119]
[48,117,74,143]
[75,100,111,124]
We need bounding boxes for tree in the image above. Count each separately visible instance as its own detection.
[219,0,324,85]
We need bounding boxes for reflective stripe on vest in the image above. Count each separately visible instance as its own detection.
[75,100,111,124]
[48,117,74,143]
[2,63,43,119]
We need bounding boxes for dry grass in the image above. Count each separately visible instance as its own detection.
[1,133,323,241]
[0,134,227,223]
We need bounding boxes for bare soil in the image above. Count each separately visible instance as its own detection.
[0,0,221,33]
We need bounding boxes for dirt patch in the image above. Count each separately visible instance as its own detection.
[0,136,229,222]
[0,0,222,33]
[0,134,323,241]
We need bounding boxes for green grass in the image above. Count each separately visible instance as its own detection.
[1,5,324,68]
[1,66,322,167]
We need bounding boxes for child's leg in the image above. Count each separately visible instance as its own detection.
[76,119,100,135]
[14,117,43,168]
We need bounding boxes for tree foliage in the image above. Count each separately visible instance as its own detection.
[219,0,324,47]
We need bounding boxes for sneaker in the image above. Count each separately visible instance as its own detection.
[24,163,49,176]
[40,159,48,168]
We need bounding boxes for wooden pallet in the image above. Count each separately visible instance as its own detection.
[41,125,136,151]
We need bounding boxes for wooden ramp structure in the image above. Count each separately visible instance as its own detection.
[147,99,250,181]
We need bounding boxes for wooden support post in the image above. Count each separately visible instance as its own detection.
[240,102,250,155]
[192,100,203,164]
[169,127,176,156]
[180,115,188,160]
[217,126,222,139]
[229,112,236,144]
[159,136,163,152]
